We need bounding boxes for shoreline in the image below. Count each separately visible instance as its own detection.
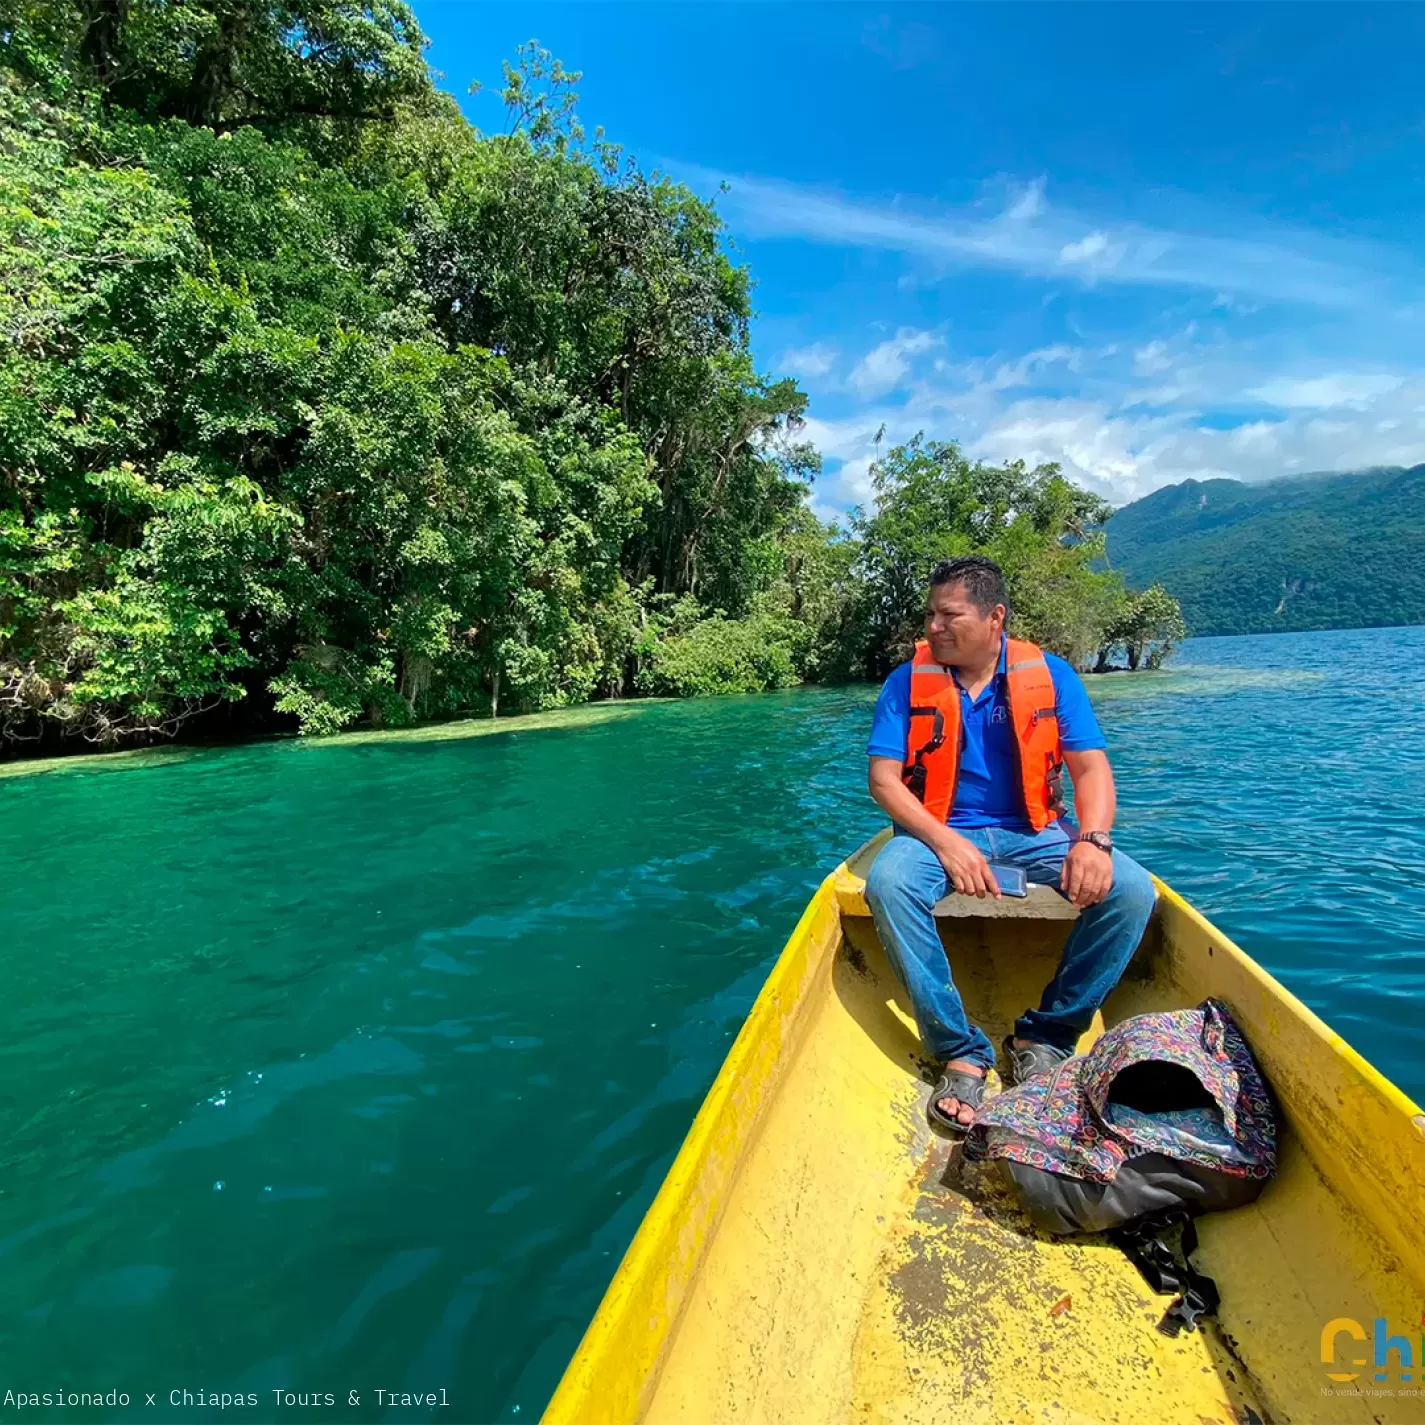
[0,700,661,781]
[5,619,1402,775]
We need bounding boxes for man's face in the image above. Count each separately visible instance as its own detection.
[924,580,1004,666]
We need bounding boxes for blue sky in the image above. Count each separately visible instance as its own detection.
[421,2,1425,514]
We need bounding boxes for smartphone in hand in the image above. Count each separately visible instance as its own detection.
[986,862,1029,898]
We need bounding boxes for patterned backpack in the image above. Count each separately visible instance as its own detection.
[964,998,1278,1335]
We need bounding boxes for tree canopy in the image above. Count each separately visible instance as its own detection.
[0,3,1177,753]
[850,438,1174,675]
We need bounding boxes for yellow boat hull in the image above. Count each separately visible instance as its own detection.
[545,833,1425,1424]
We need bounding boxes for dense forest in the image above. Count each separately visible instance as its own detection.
[0,0,1179,753]
[1107,465,1425,637]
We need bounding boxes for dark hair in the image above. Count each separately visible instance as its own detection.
[928,555,1009,616]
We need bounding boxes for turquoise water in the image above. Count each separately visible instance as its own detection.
[2,626,1422,1422]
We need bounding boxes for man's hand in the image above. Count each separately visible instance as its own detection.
[1061,840,1113,907]
[935,832,1001,899]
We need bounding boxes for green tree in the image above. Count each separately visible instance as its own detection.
[74,0,432,129]
[0,30,825,748]
[1098,584,1187,671]
[850,435,1122,673]
[0,11,1161,758]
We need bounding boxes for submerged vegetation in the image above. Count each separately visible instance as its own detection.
[0,1,1180,753]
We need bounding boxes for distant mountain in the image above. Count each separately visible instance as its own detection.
[1105,464,1425,637]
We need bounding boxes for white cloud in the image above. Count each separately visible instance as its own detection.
[970,400,1182,498]
[1058,230,1129,275]
[934,344,1085,402]
[1120,382,1195,410]
[1059,231,1110,264]
[847,328,940,397]
[984,344,1081,392]
[967,378,1425,502]
[1133,340,1173,375]
[799,412,889,463]
[823,454,876,509]
[751,161,1425,510]
[807,456,875,525]
[1212,292,1264,316]
[678,163,1403,310]
[1004,176,1047,222]
[781,342,837,380]
[1248,373,1406,409]
[797,411,900,520]
[801,329,1425,509]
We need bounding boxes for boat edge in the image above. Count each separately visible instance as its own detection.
[541,841,1425,1424]
[540,865,846,1425]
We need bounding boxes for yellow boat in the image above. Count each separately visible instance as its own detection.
[545,831,1425,1425]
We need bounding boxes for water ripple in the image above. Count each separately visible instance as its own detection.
[0,626,1420,1421]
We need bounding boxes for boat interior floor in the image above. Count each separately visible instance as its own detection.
[641,912,1420,1425]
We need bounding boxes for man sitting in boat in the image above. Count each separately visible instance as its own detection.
[864,555,1157,1134]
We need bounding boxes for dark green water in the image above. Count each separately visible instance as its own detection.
[3,627,1423,1423]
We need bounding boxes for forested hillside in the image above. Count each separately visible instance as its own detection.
[1106,466,1425,637]
[0,1,1172,753]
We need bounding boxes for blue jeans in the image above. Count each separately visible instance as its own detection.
[864,823,1156,1067]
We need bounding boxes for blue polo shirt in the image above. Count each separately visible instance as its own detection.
[866,638,1106,830]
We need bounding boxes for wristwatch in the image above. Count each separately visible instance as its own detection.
[1077,830,1113,854]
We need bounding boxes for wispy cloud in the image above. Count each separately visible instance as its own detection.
[1059,230,1124,271]
[807,322,1425,507]
[680,164,1407,310]
[1133,340,1174,376]
[679,157,1425,506]
[861,13,943,71]
[1004,176,1047,223]
[780,342,837,380]
[847,328,940,397]
[968,380,1425,500]
[963,344,1084,393]
[1247,372,1406,409]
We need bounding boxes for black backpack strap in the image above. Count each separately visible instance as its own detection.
[902,707,945,800]
[1109,1209,1221,1337]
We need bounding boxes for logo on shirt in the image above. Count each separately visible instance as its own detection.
[991,704,1008,724]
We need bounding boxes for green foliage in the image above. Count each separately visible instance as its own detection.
[269,647,403,736]
[1107,467,1425,636]
[0,16,822,748]
[848,436,1137,672]
[771,504,862,680]
[0,11,1163,754]
[39,0,432,129]
[636,598,808,699]
[1098,584,1186,671]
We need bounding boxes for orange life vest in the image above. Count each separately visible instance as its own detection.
[902,637,1066,831]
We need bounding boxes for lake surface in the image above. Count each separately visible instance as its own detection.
[3,626,1423,1422]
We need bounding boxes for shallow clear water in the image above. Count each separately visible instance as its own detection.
[2,626,1422,1422]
